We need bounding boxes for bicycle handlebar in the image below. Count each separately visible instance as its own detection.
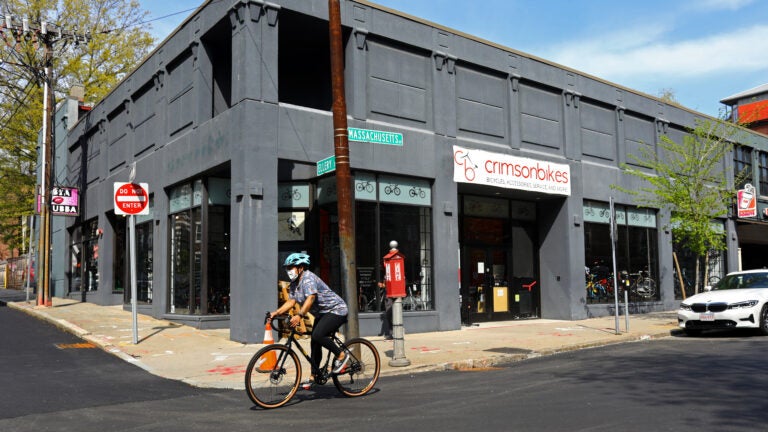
[264,312,309,336]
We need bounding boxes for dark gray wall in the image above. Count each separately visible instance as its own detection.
[60,0,768,342]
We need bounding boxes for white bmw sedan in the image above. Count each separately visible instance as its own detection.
[678,269,768,336]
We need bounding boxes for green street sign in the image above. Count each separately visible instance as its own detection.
[317,155,336,175]
[348,127,403,146]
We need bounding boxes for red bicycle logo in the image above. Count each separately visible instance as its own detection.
[454,149,477,182]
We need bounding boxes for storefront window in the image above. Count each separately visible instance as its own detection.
[69,227,82,293]
[120,198,155,305]
[584,201,659,303]
[83,219,99,292]
[673,220,726,299]
[169,178,230,315]
[314,174,434,313]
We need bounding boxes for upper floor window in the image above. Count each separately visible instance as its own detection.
[759,151,768,197]
[734,145,753,189]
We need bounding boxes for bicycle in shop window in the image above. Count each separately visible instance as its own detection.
[358,283,386,312]
[620,269,657,300]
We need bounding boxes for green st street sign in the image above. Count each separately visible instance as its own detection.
[348,127,403,146]
[317,155,336,175]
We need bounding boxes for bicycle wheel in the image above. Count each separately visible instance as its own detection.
[333,338,380,397]
[244,345,301,409]
[637,278,656,298]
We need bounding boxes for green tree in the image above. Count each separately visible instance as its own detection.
[615,117,747,294]
[0,0,154,251]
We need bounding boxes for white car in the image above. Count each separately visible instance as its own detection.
[678,269,768,336]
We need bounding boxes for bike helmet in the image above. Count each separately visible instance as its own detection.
[283,252,310,268]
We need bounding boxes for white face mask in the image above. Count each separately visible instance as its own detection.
[287,268,299,281]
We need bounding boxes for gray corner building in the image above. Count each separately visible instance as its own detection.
[51,0,768,342]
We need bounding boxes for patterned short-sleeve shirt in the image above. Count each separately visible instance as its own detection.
[289,270,348,316]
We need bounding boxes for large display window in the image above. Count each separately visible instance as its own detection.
[168,178,230,315]
[313,173,433,313]
[583,201,659,303]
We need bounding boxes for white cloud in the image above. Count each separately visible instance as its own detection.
[695,0,755,11]
[546,24,768,81]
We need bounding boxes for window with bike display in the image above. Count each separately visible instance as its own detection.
[583,201,659,303]
[316,173,433,313]
[673,220,726,300]
[168,178,231,315]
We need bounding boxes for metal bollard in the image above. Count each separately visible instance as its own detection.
[388,297,410,367]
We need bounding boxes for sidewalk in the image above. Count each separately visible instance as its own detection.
[4,293,680,390]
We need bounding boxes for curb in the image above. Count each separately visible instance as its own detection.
[8,300,680,389]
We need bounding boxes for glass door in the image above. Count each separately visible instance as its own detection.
[462,247,509,323]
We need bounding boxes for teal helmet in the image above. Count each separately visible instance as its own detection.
[283,252,310,268]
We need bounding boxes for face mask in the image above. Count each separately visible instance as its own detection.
[287,268,298,281]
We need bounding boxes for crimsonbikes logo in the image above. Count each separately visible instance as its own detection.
[453,148,478,182]
[452,145,571,196]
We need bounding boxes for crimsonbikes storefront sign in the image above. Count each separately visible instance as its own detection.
[453,145,571,196]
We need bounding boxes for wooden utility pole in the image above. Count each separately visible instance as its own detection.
[328,0,359,338]
[38,36,54,307]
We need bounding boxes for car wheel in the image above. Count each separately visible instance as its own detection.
[759,304,768,336]
[684,328,702,337]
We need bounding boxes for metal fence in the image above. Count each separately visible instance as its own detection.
[1,255,33,290]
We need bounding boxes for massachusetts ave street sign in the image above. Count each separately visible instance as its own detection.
[114,182,149,216]
[348,127,403,146]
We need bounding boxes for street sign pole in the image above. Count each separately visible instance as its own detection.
[114,180,148,344]
[129,214,138,344]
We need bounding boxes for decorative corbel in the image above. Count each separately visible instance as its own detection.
[434,51,446,71]
[656,118,669,134]
[354,28,368,50]
[229,1,247,29]
[265,2,280,26]
[446,54,456,74]
[564,89,575,107]
[510,73,521,92]
[153,70,164,90]
[248,0,265,23]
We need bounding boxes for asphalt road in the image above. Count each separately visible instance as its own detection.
[2,302,767,432]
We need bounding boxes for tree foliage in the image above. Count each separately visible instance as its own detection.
[616,117,747,293]
[0,0,155,253]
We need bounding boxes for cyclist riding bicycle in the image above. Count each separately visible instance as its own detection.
[270,252,349,389]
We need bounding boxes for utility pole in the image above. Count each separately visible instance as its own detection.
[1,14,90,307]
[38,36,53,306]
[328,0,359,338]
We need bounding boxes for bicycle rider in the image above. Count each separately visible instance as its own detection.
[269,252,349,389]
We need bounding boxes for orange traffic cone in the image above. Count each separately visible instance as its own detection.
[257,321,277,370]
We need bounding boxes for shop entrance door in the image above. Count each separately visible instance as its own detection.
[462,247,511,322]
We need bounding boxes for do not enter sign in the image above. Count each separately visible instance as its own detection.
[114,182,149,215]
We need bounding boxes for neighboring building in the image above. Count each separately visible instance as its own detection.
[722,84,768,135]
[721,84,768,270]
[47,0,768,343]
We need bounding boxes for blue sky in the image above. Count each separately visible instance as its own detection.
[139,0,768,118]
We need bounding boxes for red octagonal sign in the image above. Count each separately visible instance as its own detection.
[114,182,149,216]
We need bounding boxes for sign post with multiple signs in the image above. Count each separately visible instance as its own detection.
[114,182,149,344]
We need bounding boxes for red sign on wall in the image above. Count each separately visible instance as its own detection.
[114,182,149,216]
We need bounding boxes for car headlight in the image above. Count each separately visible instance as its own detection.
[728,300,759,309]
[679,303,692,311]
